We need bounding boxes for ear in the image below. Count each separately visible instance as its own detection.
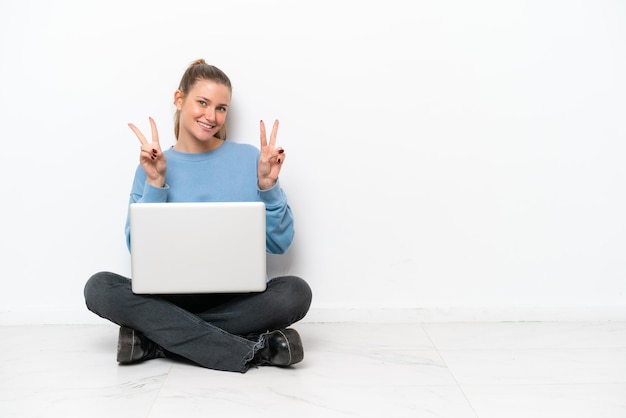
[174,90,184,110]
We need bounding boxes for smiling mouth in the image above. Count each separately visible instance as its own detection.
[198,121,215,130]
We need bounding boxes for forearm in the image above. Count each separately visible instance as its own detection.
[260,180,295,254]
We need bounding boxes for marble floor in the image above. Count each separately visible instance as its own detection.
[1,321,625,418]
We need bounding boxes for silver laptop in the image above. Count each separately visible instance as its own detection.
[129,201,267,294]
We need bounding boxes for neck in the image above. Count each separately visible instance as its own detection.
[174,135,224,153]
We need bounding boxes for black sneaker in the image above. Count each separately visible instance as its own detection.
[252,328,304,367]
[117,326,166,364]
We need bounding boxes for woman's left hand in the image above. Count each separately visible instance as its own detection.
[258,119,285,190]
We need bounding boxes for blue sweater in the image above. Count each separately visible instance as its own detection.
[124,141,295,254]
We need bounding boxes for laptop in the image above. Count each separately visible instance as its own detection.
[129,201,267,294]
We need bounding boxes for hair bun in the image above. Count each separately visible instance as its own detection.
[190,58,207,67]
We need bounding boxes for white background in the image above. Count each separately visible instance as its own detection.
[0,0,624,323]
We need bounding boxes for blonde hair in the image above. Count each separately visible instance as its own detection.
[174,59,232,140]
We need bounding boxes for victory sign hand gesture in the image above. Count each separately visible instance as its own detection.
[128,117,167,188]
[258,120,285,190]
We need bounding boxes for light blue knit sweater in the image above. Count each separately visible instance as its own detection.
[124,140,294,255]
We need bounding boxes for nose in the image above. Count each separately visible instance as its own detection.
[205,107,216,122]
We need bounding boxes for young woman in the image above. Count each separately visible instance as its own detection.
[84,59,312,373]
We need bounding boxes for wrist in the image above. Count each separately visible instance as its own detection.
[147,177,165,188]
[258,178,277,191]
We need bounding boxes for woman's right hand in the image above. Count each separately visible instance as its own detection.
[128,117,167,187]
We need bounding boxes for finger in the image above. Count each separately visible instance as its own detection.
[149,117,160,148]
[260,120,267,148]
[140,147,159,158]
[128,123,149,146]
[263,148,284,163]
[269,119,279,148]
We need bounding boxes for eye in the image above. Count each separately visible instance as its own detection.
[198,100,207,106]
[217,106,227,112]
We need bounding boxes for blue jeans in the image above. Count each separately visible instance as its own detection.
[83,271,312,373]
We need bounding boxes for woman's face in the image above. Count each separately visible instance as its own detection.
[175,79,231,146]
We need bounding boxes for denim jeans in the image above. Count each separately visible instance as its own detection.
[84,271,312,373]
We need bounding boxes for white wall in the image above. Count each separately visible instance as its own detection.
[1,0,625,323]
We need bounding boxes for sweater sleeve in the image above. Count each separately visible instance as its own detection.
[260,179,295,255]
[124,165,169,251]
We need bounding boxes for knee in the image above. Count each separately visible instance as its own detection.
[292,276,312,310]
[274,276,312,313]
[84,271,128,312]
[84,271,107,302]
